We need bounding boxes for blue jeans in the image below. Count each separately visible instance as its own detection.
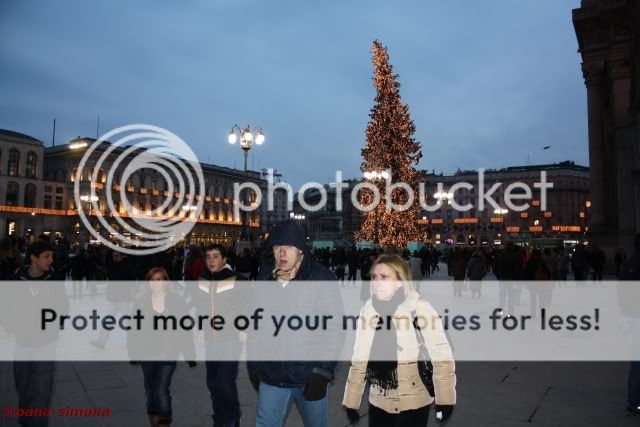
[140,362,176,418]
[256,382,329,427]
[13,361,55,427]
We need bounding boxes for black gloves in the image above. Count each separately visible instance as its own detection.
[343,407,360,424]
[435,405,454,423]
[303,373,329,401]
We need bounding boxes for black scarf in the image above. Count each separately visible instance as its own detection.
[366,290,405,393]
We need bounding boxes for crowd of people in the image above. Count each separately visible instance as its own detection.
[1,224,639,426]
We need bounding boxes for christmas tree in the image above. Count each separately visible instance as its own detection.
[355,39,424,248]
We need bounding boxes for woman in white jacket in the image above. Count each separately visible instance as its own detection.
[342,254,456,426]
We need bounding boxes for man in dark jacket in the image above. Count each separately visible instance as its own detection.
[359,252,376,303]
[90,248,137,349]
[9,240,69,427]
[252,220,344,427]
[590,245,606,281]
[571,244,588,282]
[618,234,640,416]
[198,244,249,427]
[347,248,359,283]
[495,242,524,316]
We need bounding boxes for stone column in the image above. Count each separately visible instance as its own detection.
[582,61,607,228]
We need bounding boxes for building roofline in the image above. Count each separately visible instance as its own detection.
[0,129,44,145]
[424,160,589,177]
[44,139,263,181]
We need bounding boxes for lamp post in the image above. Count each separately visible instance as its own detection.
[182,205,198,245]
[228,125,265,175]
[80,194,99,215]
[80,193,99,245]
[228,125,265,246]
[363,170,390,245]
[421,215,428,242]
[434,190,453,243]
[494,208,508,243]
[583,200,591,244]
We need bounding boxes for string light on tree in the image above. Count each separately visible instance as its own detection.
[355,39,424,248]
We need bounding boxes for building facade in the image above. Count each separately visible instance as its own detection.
[291,164,589,248]
[0,130,266,249]
[0,130,68,241]
[258,168,291,239]
[573,0,640,261]
[291,180,362,247]
[421,161,591,246]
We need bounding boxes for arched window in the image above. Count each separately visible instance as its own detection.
[6,182,19,206]
[24,183,37,208]
[8,149,19,177]
[25,151,37,178]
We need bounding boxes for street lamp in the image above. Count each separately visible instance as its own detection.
[363,169,390,244]
[363,170,390,181]
[80,194,99,203]
[80,194,99,215]
[79,193,99,244]
[434,190,453,242]
[228,124,265,246]
[494,208,508,240]
[228,124,265,174]
[494,208,508,225]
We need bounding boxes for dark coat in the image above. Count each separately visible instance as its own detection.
[197,266,250,345]
[106,256,138,302]
[127,290,196,362]
[495,247,524,280]
[617,252,640,317]
[466,253,486,280]
[253,249,344,387]
[7,267,69,347]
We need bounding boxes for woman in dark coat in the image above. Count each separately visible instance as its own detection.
[128,267,196,427]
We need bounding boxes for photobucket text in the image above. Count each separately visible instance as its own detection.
[234,169,553,216]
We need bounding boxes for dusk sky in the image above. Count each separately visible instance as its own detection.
[0,0,587,188]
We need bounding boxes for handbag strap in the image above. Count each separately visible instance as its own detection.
[411,310,428,352]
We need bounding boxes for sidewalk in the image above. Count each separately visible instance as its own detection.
[2,360,638,426]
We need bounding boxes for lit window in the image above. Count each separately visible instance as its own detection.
[25,151,37,178]
[8,149,19,177]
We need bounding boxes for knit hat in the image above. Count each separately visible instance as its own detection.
[268,219,307,251]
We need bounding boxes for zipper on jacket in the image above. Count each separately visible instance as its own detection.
[282,360,290,388]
